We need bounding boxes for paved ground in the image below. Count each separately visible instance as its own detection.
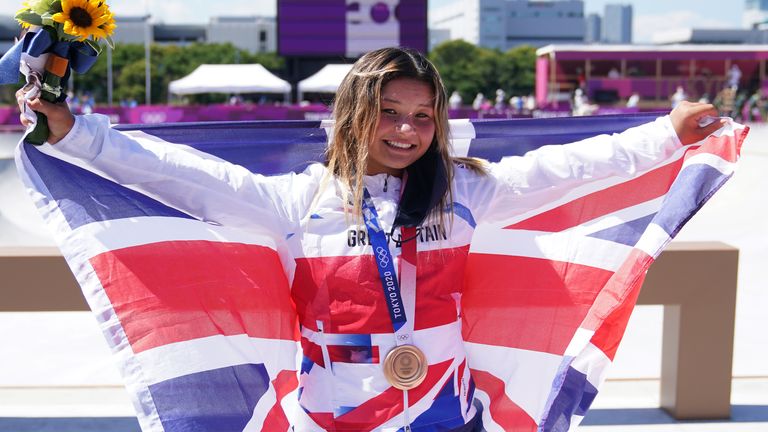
[580,378,768,431]
[0,378,766,431]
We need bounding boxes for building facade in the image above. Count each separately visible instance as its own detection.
[113,16,153,45]
[602,4,632,44]
[585,13,602,43]
[652,28,768,45]
[744,0,768,28]
[430,0,585,51]
[208,16,276,54]
[109,16,276,53]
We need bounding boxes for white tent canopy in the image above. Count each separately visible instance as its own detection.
[297,64,353,101]
[169,64,291,101]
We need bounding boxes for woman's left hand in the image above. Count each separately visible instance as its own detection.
[669,101,726,145]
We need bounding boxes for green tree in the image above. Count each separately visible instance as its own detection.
[72,43,145,103]
[0,41,285,106]
[501,45,536,96]
[429,40,487,103]
[66,42,286,105]
[0,76,24,106]
[474,47,504,98]
[114,59,162,103]
[429,40,537,105]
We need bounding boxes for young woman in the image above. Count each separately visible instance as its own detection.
[18,47,723,431]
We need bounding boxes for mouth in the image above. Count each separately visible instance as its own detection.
[384,140,416,150]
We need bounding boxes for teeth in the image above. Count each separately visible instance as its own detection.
[386,140,412,149]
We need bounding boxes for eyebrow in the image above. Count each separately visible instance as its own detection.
[382,97,434,108]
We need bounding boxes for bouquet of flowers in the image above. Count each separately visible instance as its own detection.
[14,0,116,144]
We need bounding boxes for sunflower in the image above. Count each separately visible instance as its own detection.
[52,0,116,41]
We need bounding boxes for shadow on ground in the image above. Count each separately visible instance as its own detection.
[582,405,768,425]
[1,406,767,431]
[0,417,140,432]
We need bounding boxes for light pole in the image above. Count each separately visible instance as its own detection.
[106,45,113,106]
[144,14,151,106]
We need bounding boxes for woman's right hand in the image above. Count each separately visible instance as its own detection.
[16,88,75,144]
[669,100,724,145]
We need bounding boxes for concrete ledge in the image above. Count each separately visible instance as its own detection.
[0,247,87,311]
[639,241,739,419]
[0,242,740,420]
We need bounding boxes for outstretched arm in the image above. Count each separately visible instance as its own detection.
[466,101,728,224]
[16,90,319,235]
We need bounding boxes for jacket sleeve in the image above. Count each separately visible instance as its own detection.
[50,114,321,236]
[464,115,683,225]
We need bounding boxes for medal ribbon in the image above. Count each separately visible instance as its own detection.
[362,188,417,346]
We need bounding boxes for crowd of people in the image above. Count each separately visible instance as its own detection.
[43,62,768,125]
[447,89,538,115]
[565,66,768,122]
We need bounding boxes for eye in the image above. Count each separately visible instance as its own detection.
[415,112,431,119]
[382,108,397,115]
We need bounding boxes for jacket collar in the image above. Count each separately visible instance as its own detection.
[393,144,448,228]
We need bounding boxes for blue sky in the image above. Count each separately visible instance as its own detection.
[0,0,747,43]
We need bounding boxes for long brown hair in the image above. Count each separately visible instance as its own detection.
[325,47,484,226]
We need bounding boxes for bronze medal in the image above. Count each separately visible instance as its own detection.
[382,345,428,390]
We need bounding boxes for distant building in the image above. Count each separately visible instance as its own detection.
[585,13,602,43]
[603,4,632,44]
[114,18,204,47]
[429,28,452,51]
[430,0,585,51]
[651,0,768,45]
[153,24,206,46]
[653,28,768,45]
[208,16,276,54]
[744,0,768,28]
[113,16,153,45]
[109,16,276,53]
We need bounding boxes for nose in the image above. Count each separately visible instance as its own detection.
[396,115,415,133]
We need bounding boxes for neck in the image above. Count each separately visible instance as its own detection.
[366,168,403,178]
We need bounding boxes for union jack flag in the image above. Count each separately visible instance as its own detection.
[14,113,746,431]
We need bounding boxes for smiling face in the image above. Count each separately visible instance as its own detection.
[367,77,436,177]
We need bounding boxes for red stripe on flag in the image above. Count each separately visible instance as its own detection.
[506,156,686,232]
[470,369,537,432]
[332,360,453,431]
[463,254,613,355]
[90,240,299,354]
[293,246,469,334]
[307,412,335,431]
[688,131,744,164]
[261,369,299,431]
[300,336,325,368]
[586,248,652,360]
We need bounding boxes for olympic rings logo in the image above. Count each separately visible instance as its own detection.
[375,246,390,267]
